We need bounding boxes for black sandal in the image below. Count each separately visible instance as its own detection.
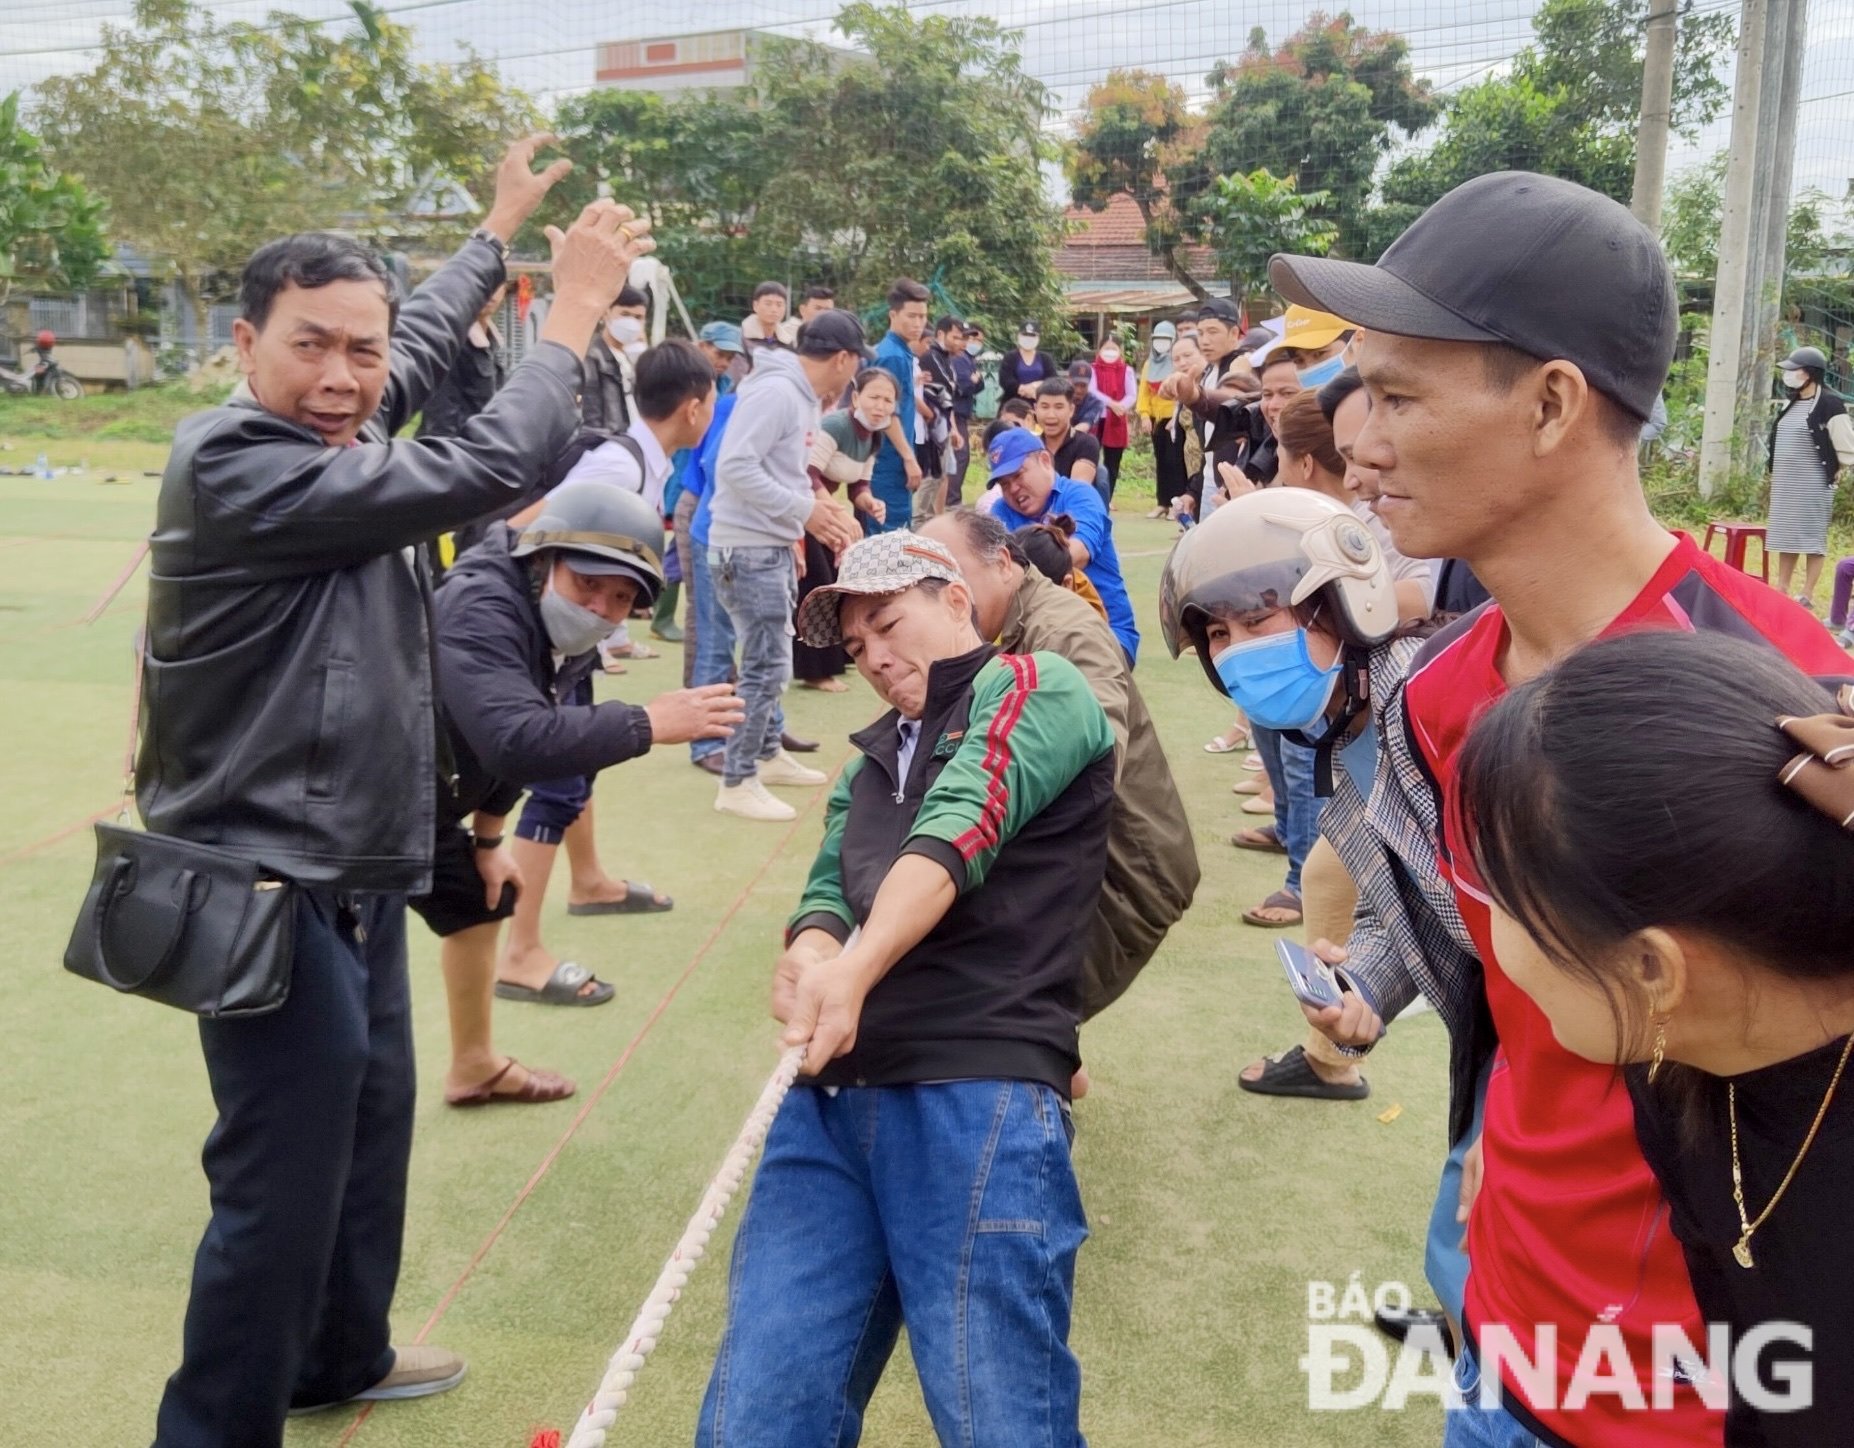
[1239,1045,1369,1101]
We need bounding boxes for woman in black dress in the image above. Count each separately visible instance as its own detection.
[1458,629,1854,1447]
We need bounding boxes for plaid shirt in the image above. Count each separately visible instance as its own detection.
[1319,615,1494,1146]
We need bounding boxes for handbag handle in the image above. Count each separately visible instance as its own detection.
[92,857,204,992]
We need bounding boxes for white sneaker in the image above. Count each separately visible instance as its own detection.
[714,778,797,822]
[757,750,827,787]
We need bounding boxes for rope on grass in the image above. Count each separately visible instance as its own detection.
[553,1044,807,1448]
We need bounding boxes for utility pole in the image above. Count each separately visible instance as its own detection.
[1630,0,1680,229]
[1741,0,1810,469]
[1698,0,1770,499]
[1735,0,1791,461]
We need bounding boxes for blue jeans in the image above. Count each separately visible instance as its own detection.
[709,545,796,786]
[1425,1060,1491,1329]
[154,893,411,1445]
[1445,1345,1548,1447]
[696,1081,1088,1448]
[1252,726,1323,895]
[689,543,786,764]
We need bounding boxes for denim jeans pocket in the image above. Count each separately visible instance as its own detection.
[971,1082,1058,1237]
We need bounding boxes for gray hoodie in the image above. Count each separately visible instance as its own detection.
[709,346,820,549]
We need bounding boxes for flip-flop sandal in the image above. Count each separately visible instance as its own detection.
[445,1057,578,1107]
[1241,889,1303,929]
[1230,826,1286,854]
[1204,734,1249,754]
[600,657,628,675]
[1238,1045,1369,1101]
[567,881,674,915]
[494,960,615,1007]
[625,642,662,660]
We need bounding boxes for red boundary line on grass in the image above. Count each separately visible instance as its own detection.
[0,803,116,868]
[333,772,837,1446]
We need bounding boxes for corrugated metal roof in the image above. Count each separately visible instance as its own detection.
[1065,281,1231,313]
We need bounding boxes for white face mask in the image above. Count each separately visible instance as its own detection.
[1017,334,1038,351]
[853,406,883,430]
[966,340,984,357]
[608,316,645,347]
[1099,346,1121,364]
[1150,338,1172,356]
[1781,368,1809,390]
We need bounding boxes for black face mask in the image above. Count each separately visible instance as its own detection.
[1783,384,1806,401]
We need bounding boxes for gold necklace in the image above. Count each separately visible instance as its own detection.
[1727,1033,1854,1269]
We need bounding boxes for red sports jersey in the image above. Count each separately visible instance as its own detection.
[1402,533,1850,1446]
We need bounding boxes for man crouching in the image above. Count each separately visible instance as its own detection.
[695,532,1116,1448]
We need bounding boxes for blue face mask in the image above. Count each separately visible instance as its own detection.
[1297,354,1344,390]
[1212,631,1340,732]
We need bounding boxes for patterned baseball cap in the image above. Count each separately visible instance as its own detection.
[796,532,964,647]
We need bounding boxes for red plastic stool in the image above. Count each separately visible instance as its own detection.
[1702,521,1769,581]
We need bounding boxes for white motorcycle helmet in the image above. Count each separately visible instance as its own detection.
[1160,488,1398,699]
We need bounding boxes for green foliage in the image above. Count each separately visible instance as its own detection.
[1200,170,1339,303]
[33,0,536,327]
[0,92,106,298]
[551,4,1069,340]
[1065,69,1210,297]
[1369,0,1735,256]
[1201,11,1439,258]
[1660,154,1843,282]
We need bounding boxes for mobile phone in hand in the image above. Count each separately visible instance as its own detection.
[1277,939,1344,1010]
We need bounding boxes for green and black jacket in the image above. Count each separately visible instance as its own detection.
[789,644,1117,1096]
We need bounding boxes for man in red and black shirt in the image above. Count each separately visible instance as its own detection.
[1275,171,1852,1446]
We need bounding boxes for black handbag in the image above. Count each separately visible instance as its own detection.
[64,822,297,1017]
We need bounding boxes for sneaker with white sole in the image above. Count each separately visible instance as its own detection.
[288,1345,466,1415]
[757,749,827,787]
[715,777,798,821]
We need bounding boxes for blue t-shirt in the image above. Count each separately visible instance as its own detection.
[870,329,916,495]
[689,392,739,548]
[986,474,1140,663]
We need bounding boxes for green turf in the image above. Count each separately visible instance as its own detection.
[0,446,1450,1445]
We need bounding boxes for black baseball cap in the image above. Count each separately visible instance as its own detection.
[1269,171,1676,421]
[796,310,874,362]
[1197,297,1240,324]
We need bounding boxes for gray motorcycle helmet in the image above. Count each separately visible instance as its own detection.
[511,479,665,607]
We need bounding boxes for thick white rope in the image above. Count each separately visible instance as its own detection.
[561,1044,808,1448]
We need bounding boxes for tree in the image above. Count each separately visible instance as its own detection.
[1662,154,1844,283]
[0,92,106,301]
[1369,0,1734,254]
[1199,169,1338,309]
[743,3,1069,338]
[34,0,537,342]
[1065,69,1211,299]
[1200,12,1438,258]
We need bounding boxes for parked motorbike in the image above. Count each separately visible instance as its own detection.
[0,330,83,400]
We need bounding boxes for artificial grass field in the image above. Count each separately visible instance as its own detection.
[0,448,1451,1446]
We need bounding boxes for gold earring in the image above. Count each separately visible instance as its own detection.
[1648,1017,1668,1084]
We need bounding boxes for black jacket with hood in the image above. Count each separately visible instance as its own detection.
[432,525,653,828]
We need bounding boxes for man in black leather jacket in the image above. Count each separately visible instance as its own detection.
[136,137,658,1446]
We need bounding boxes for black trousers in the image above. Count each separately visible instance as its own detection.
[1152,418,1190,508]
[153,892,413,1447]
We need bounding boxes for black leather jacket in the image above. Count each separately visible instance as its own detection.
[136,237,584,893]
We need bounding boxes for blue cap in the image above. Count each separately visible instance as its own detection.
[699,321,745,354]
[986,426,1048,482]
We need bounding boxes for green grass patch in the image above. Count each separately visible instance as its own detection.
[1,481,1448,1445]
